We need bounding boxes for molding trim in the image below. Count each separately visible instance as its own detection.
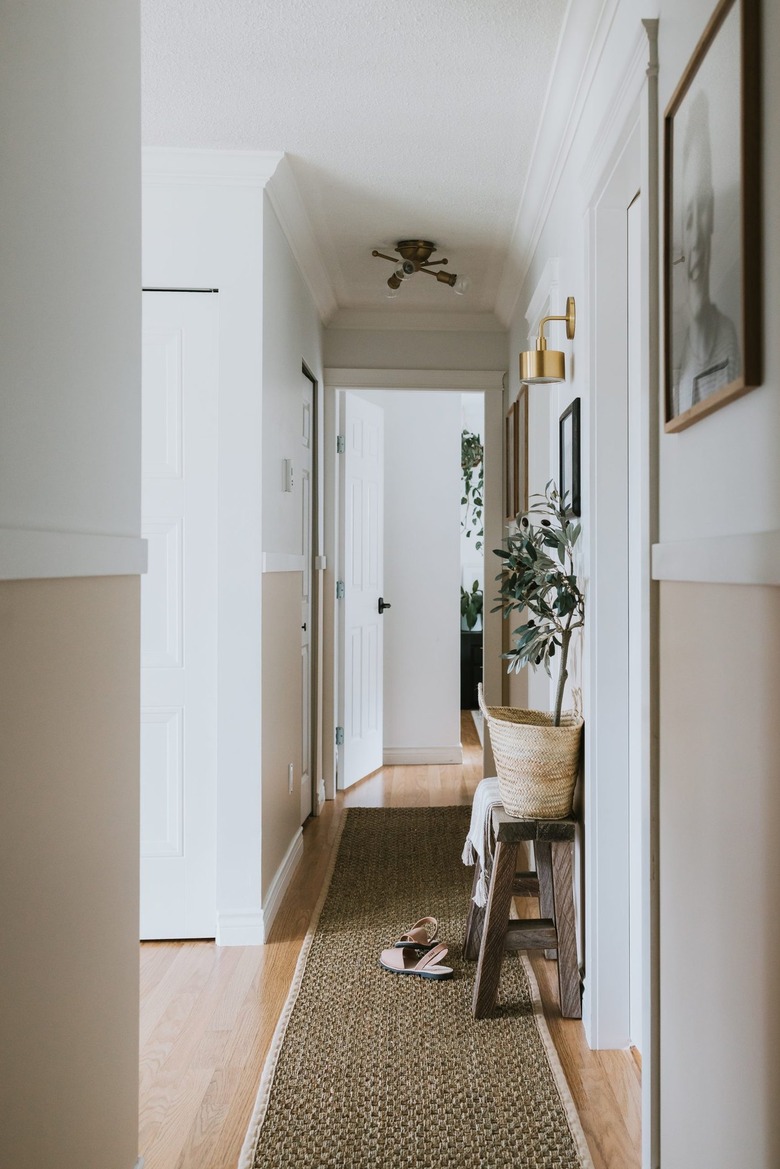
[216,909,265,948]
[580,23,649,204]
[494,0,626,325]
[652,531,780,586]
[142,147,283,187]
[262,552,305,574]
[261,828,305,940]
[0,528,147,582]
[324,368,506,391]
[265,156,339,323]
[327,308,505,333]
[383,746,463,765]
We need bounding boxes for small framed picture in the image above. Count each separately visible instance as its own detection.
[504,401,518,520]
[516,385,529,516]
[663,0,761,432]
[559,398,581,517]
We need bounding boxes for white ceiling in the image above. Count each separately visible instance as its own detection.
[142,0,568,324]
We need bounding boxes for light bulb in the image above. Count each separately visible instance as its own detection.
[453,274,470,296]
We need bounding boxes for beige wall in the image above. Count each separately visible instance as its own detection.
[0,577,140,1169]
[659,582,780,1168]
[261,573,304,897]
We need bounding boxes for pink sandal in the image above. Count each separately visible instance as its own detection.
[393,916,439,950]
[379,942,453,981]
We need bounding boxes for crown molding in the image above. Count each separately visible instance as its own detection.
[142,147,284,187]
[324,368,505,391]
[326,308,505,333]
[265,156,339,323]
[494,0,622,327]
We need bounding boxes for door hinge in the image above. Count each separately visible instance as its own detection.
[336,434,346,454]
[336,580,345,600]
[335,726,345,746]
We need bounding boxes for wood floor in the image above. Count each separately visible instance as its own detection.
[139,712,641,1169]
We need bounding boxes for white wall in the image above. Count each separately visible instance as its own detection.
[324,325,506,371]
[505,0,780,1164]
[261,196,324,900]
[361,390,462,762]
[0,3,142,1166]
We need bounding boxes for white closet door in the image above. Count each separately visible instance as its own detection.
[140,291,218,939]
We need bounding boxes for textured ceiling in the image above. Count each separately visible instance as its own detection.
[142,0,568,321]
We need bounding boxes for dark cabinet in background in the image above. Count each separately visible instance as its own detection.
[460,629,483,710]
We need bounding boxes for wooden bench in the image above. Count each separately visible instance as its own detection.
[463,807,581,1019]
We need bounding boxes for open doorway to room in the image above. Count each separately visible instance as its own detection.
[459,394,486,747]
[325,377,503,796]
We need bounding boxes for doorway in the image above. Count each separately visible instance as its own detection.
[323,373,504,796]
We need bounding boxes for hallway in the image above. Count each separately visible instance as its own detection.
[139,714,640,1169]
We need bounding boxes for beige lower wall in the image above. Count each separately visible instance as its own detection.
[0,576,140,1169]
[261,573,304,899]
[660,582,780,1169]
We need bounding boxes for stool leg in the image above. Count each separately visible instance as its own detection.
[472,839,517,1018]
[463,859,486,961]
[534,841,558,960]
[551,840,581,1018]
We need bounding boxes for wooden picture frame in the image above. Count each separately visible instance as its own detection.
[504,401,518,521]
[559,398,581,517]
[516,384,529,516]
[663,0,762,432]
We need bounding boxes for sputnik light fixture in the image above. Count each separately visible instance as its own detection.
[372,240,469,298]
[519,296,576,384]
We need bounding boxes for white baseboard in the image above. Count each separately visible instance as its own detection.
[216,908,266,947]
[260,827,304,939]
[382,745,463,765]
[216,828,304,945]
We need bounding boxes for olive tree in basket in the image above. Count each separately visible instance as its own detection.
[493,481,584,727]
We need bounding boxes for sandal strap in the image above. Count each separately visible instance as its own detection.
[398,916,438,945]
[416,943,449,970]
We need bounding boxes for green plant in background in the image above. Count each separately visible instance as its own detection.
[461,429,484,549]
[493,480,584,726]
[460,580,484,631]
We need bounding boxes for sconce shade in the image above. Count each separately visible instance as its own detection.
[519,347,566,383]
[519,296,576,386]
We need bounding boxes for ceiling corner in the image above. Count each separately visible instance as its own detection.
[265,156,339,323]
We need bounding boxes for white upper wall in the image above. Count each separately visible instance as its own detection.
[0,0,141,543]
[263,195,324,555]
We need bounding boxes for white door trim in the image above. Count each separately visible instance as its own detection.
[321,370,505,800]
[584,20,659,1169]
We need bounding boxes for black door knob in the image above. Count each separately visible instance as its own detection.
[378,597,392,614]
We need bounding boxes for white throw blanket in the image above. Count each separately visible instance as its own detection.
[461,777,503,907]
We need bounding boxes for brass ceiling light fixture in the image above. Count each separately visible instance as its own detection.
[519,297,577,384]
[372,240,469,298]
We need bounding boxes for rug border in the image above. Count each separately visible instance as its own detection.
[236,808,350,1169]
[520,953,597,1169]
[238,808,596,1169]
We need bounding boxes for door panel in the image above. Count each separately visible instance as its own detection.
[300,374,314,822]
[339,393,384,787]
[140,292,218,939]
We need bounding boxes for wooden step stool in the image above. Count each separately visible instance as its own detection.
[463,807,581,1019]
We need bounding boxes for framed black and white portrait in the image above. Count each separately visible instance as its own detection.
[664,0,762,432]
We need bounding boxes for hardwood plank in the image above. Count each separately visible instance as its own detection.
[139,713,640,1169]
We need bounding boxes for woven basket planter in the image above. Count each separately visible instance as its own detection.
[478,684,583,819]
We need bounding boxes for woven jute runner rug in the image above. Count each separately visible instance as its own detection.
[239,806,594,1169]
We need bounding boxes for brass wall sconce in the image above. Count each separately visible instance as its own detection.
[519,296,576,384]
[372,240,469,298]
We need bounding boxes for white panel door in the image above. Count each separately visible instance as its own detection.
[339,393,385,788]
[140,291,218,939]
[300,373,314,823]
